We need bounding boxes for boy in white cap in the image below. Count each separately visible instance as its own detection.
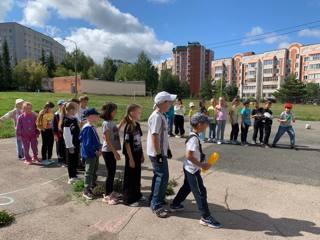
[0,99,25,159]
[147,91,176,218]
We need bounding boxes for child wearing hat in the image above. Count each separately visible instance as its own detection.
[170,113,221,229]
[0,99,25,159]
[272,103,296,149]
[147,91,176,218]
[188,102,196,134]
[79,108,102,200]
[53,100,66,166]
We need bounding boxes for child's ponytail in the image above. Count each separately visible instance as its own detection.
[123,104,141,133]
[59,104,67,130]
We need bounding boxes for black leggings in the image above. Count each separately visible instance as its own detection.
[230,123,239,141]
[102,152,117,195]
[241,123,250,143]
[174,115,185,136]
[66,147,79,178]
[41,129,54,160]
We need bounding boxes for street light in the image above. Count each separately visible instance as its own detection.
[65,38,78,96]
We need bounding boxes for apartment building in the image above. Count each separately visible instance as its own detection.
[172,42,213,95]
[155,58,174,75]
[211,58,233,84]
[0,22,66,64]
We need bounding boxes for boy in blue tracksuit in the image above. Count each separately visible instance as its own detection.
[79,108,102,200]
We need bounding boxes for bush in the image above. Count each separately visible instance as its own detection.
[0,210,15,227]
[72,180,85,192]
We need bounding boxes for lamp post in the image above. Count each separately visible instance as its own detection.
[65,38,78,96]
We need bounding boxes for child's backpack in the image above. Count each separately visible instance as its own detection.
[185,133,206,162]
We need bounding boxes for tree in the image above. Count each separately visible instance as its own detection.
[305,82,320,101]
[213,78,227,98]
[225,83,239,101]
[115,63,136,81]
[134,52,158,94]
[2,39,13,90]
[101,58,117,81]
[47,52,56,78]
[273,74,307,103]
[54,65,73,77]
[178,81,191,98]
[200,77,214,99]
[13,60,47,91]
[40,49,46,66]
[0,55,3,90]
[158,70,180,93]
[88,64,104,80]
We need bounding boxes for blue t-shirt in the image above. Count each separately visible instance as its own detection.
[240,108,251,126]
[165,105,174,119]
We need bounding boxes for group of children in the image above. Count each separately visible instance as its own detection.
[179,97,296,149]
[0,92,297,230]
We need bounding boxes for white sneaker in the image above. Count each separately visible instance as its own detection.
[217,141,222,145]
[129,202,139,207]
[68,178,77,184]
[252,141,257,145]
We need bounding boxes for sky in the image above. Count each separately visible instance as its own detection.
[1,0,320,63]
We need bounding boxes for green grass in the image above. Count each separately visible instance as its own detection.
[0,91,320,138]
[0,210,15,228]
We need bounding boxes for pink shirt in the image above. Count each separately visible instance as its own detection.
[216,105,228,121]
[16,112,39,138]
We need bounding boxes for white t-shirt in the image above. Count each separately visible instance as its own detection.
[183,133,201,174]
[174,104,185,116]
[147,111,169,157]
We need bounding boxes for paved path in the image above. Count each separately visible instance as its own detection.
[0,120,319,240]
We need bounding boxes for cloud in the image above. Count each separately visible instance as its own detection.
[278,41,290,49]
[55,28,173,64]
[298,28,320,38]
[21,0,174,62]
[0,0,13,22]
[242,26,288,46]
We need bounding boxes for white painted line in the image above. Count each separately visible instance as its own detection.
[0,174,67,196]
[0,196,15,206]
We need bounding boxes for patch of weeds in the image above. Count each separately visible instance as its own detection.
[166,178,178,196]
[72,180,85,192]
[0,210,15,228]
[92,184,104,197]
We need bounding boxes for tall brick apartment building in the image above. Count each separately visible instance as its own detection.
[172,42,213,95]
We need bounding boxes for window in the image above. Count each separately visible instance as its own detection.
[248,71,256,75]
[263,85,278,90]
[295,63,299,68]
[304,66,308,71]
[311,54,320,61]
[263,69,273,74]
[249,63,256,68]
[263,60,273,65]
[263,77,277,82]
[296,54,299,59]
[304,57,309,62]
[308,73,320,79]
[308,63,320,70]
[304,75,308,80]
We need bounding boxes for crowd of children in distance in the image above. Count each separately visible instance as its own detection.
[0,92,296,229]
[167,96,296,149]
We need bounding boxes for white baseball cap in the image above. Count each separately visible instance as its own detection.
[15,99,24,105]
[154,91,177,105]
[189,102,195,107]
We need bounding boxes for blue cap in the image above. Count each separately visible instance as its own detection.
[57,99,65,105]
[84,108,99,117]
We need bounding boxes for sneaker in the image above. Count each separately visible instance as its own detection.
[24,160,32,165]
[140,195,147,202]
[241,142,249,147]
[199,216,221,229]
[129,202,140,207]
[67,178,77,184]
[83,191,94,200]
[175,135,181,139]
[290,145,296,149]
[252,141,257,145]
[32,156,40,162]
[217,141,222,145]
[170,204,184,212]
[152,207,169,218]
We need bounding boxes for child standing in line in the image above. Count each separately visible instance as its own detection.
[165,105,175,137]
[78,95,89,128]
[198,100,208,142]
[60,102,81,184]
[80,108,102,200]
[174,98,186,138]
[170,113,221,229]
[215,97,228,144]
[207,98,217,143]
[240,100,251,146]
[262,100,273,148]
[16,102,39,165]
[251,100,265,145]
[0,98,25,160]
[53,100,67,166]
[229,98,240,144]
[100,103,122,205]
[36,102,55,164]
[122,104,144,207]
[272,103,296,149]
[188,102,196,134]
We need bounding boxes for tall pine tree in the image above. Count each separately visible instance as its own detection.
[2,39,12,90]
